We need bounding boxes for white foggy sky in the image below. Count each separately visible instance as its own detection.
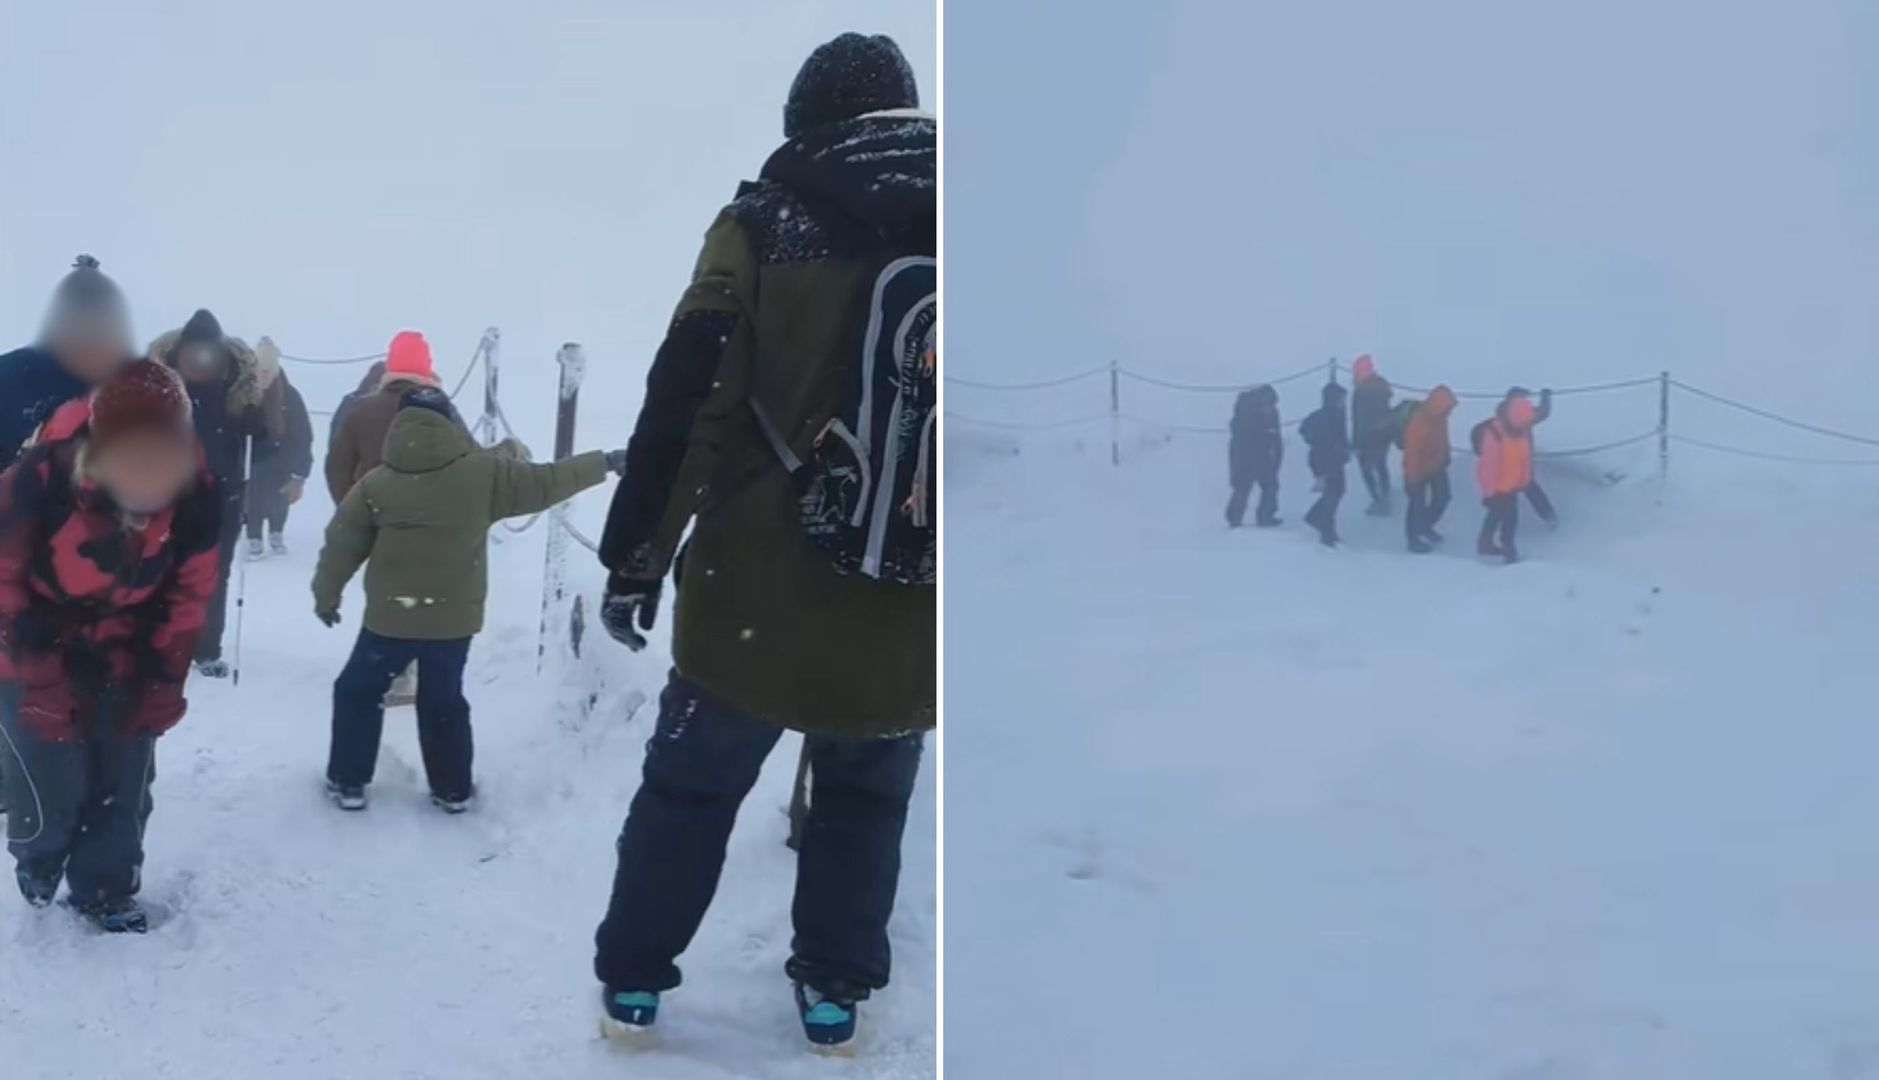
[0,0,935,435]
[952,0,1879,429]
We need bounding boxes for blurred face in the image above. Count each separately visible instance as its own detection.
[176,340,228,383]
[49,315,129,385]
[91,430,196,514]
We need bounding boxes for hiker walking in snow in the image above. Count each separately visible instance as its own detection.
[1226,385,1283,528]
[1400,385,1457,553]
[0,256,135,469]
[1350,354,1395,515]
[325,334,469,503]
[591,32,935,1054]
[151,310,285,678]
[246,340,314,559]
[1300,382,1351,546]
[0,360,221,932]
[1471,387,1556,527]
[1475,394,1538,563]
[0,256,136,818]
[311,383,619,814]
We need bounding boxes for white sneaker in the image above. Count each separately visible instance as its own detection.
[246,538,265,560]
[269,534,288,556]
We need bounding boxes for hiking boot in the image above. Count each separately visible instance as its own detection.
[1421,528,1445,544]
[325,779,368,812]
[74,897,148,934]
[794,983,858,1053]
[193,659,230,679]
[16,865,59,908]
[431,789,476,815]
[1408,537,1434,554]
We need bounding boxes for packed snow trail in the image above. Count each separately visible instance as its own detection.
[946,428,1879,1079]
[0,402,936,1080]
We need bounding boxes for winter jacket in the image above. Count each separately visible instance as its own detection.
[1228,386,1283,487]
[1300,384,1352,479]
[312,407,607,640]
[149,329,283,503]
[0,432,222,740]
[324,374,469,503]
[1351,372,1395,451]
[1475,418,1535,497]
[0,347,93,470]
[330,362,387,442]
[253,378,314,486]
[1401,386,1458,485]
[598,110,936,738]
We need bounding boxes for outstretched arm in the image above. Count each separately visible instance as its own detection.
[488,452,609,520]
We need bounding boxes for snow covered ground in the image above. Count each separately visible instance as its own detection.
[945,422,1879,1078]
[0,369,936,1080]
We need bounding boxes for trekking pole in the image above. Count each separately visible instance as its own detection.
[232,437,252,686]
[1108,359,1120,467]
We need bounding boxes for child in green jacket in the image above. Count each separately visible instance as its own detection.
[312,386,621,811]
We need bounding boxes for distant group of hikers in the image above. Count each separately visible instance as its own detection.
[1227,354,1557,563]
[0,30,933,1055]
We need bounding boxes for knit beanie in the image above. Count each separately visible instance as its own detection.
[39,255,132,351]
[783,33,920,138]
[385,331,437,382]
[90,359,193,449]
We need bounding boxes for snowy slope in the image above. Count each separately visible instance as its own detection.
[0,379,936,1080]
[945,426,1879,1078]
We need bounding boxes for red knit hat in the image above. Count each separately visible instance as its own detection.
[90,359,193,448]
[385,330,436,382]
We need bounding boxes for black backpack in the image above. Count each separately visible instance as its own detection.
[753,255,937,586]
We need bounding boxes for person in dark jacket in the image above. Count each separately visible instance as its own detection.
[0,360,221,932]
[150,310,284,677]
[330,360,387,442]
[591,33,932,1053]
[0,256,135,470]
[1400,386,1458,553]
[1300,381,1351,546]
[1226,385,1282,528]
[1349,353,1395,515]
[246,340,314,558]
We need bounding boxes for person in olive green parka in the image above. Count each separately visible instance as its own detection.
[312,384,621,812]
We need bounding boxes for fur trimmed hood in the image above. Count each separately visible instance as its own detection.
[147,327,282,417]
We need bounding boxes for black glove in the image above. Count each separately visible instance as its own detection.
[602,572,662,651]
[605,449,628,476]
[317,608,342,628]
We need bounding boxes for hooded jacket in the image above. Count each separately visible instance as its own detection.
[1351,370,1395,451]
[313,407,607,640]
[1475,399,1537,497]
[254,377,314,484]
[1300,383,1352,478]
[1401,386,1458,485]
[149,327,283,497]
[0,430,221,739]
[1228,386,1283,487]
[598,110,936,738]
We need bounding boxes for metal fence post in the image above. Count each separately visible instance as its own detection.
[1109,360,1121,466]
[1326,357,1338,385]
[537,343,586,672]
[479,327,502,445]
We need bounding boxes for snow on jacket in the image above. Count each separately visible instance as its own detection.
[1401,385,1457,485]
[149,328,283,499]
[1300,383,1352,478]
[1228,386,1283,487]
[324,373,469,503]
[312,407,607,640]
[0,347,92,470]
[0,432,221,739]
[1475,407,1536,497]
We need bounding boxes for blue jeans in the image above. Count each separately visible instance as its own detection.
[326,630,474,800]
[593,673,924,1001]
[1,688,156,906]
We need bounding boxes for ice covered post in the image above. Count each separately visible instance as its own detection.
[537,342,587,672]
[476,326,503,446]
[1108,359,1121,467]
[1658,370,1671,490]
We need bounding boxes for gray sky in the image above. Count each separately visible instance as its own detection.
[951,0,1878,429]
[0,0,934,436]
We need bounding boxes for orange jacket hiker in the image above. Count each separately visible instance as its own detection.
[1401,385,1457,485]
[1475,396,1536,497]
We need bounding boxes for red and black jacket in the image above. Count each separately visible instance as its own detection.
[0,426,222,739]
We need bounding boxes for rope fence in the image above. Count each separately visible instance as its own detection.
[947,359,1879,477]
